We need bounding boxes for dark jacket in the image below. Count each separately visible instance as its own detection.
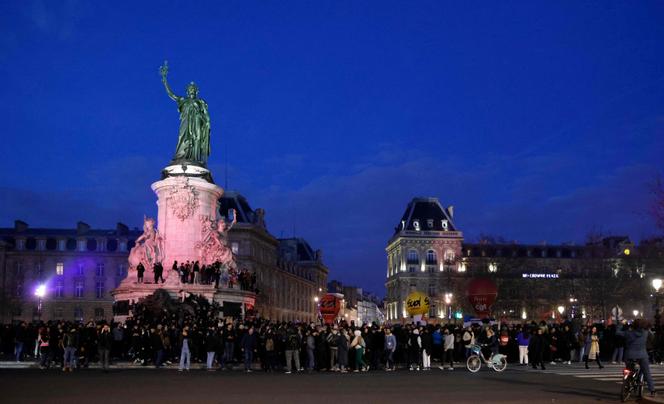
[241,333,257,351]
[98,330,113,350]
[616,327,649,360]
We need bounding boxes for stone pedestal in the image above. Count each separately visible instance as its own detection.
[152,175,223,273]
[112,282,256,320]
[112,165,247,319]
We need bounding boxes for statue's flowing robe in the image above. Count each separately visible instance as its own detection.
[173,97,210,164]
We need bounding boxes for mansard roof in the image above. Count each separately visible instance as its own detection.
[278,237,317,261]
[0,221,140,238]
[219,191,263,226]
[394,197,457,235]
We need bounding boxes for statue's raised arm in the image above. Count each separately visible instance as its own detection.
[159,61,179,101]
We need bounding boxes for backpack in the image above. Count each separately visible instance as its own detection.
[265,337,274,352]
[287,333,300,350]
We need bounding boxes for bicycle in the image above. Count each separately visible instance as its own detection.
[620,360,644,402]
[466,344,507,372]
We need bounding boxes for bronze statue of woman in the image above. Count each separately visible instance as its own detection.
[159,61,211,166]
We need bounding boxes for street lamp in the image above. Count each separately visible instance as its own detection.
[652,278,662,330]
[521,310,527,320]
[444,293,453,321]
[557,306,565,320]
[633,310,639,318]
[34,284,46,320]
[314,296,319,303]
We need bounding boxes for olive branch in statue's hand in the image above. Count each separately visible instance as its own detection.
[159,60,169,80]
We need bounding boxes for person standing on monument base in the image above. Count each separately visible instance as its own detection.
[153,262,164,284]
[136,263,145,283]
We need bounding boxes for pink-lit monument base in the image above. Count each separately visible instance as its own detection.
[112,166,255,318]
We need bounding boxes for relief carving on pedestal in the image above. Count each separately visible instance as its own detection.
[166,176,199,221]
[195,210,236,268]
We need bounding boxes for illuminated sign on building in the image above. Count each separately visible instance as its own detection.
[522,273,559,279]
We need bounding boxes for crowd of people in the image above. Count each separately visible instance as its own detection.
[1,300,661,389]
[134,260,257,292]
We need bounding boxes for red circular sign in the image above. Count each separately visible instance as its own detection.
[466,278,498,318]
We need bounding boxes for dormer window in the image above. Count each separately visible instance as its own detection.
[427,219,434,229]
[441,220,448,230]
[413,220,420,231]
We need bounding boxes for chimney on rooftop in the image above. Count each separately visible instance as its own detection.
[77,221,90,235]
[14,220,28,232]
[447,206,454,218]
[116,222,129,235]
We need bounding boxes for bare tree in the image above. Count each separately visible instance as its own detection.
[652,175,664,231]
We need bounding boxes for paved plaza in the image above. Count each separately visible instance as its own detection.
[0,363,654,403]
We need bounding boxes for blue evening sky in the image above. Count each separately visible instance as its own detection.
[1,1,663,294]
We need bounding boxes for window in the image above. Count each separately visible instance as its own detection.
[232,242,239,254]
[107,238,118,252]
[413,220,420,231]
[54,307,64,319]
[14,261,22,276]
[55,281,64,298]
[75,282,84,298]
[428,284,436,296]
[77,264,84,276]
[34,262,43,279]
[444,250,455,263]
[116,264,126,277]
[427,219,434,228]
[96,263,105,277]
[457,262,467,272]
[407,250,419,264]
[87,238,97,251]
[16,239,25,250]
[441,220,448,230]
[56,262,64,276]
[95,281,104,299]
[408,266,416,273]
[426,250,437,265]
[74,307,83,321]
[15,283,23,297]
[94,308,104,319]
[427,266,435,273]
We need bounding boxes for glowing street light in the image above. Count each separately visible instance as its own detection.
[633,310,639,317]
[521,311,527,320]
[557,305,565,315]
[34,284,46,298]
[314,296,319,303]
[653,279,663,292]
[34,284,46,319]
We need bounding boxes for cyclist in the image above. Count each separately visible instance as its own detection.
[617,319,655,397]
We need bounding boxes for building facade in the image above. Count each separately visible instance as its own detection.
[0,221,141,323]
[385,197,664,324]
[218,192,328,322]
[0,192,329,323]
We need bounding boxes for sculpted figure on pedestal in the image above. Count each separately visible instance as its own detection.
[128,217,165,279]
[160,61,211,166]
[196,209,237,268]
